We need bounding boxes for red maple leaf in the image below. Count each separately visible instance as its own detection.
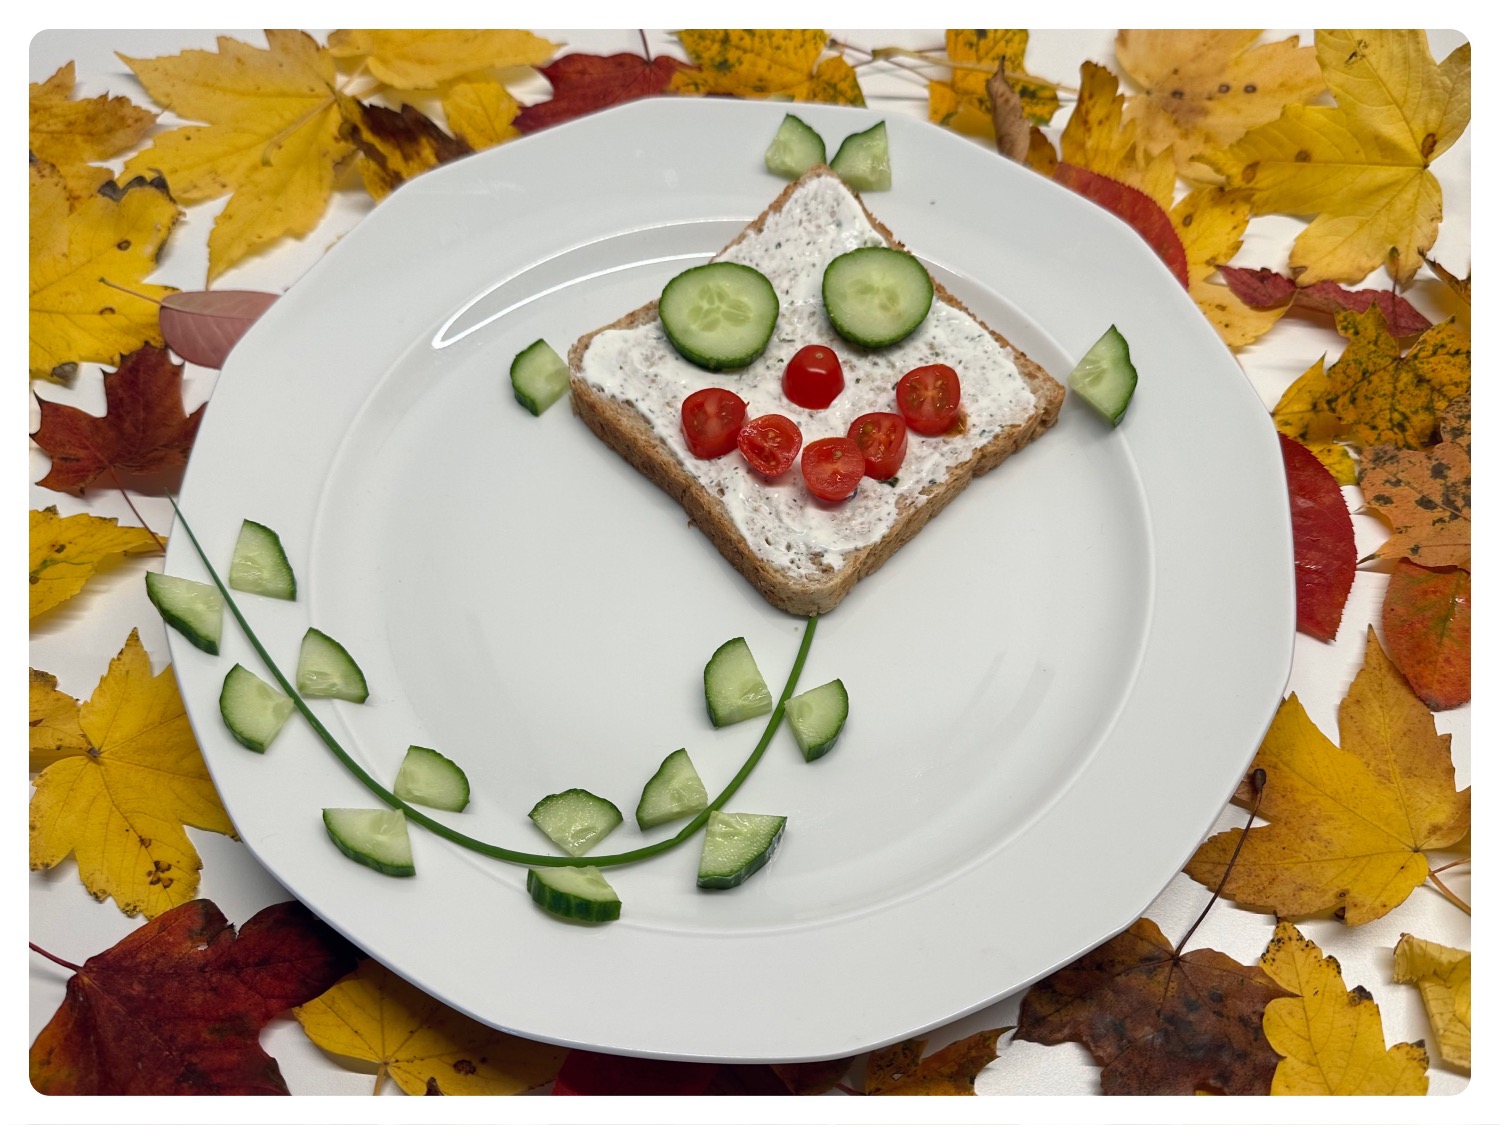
[31,343,204,495]
[1281,432,1356,642]
[30,899,358,1095]
[515,52,696,133]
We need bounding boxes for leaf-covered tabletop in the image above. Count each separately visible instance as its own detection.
[28,28,1470,1114]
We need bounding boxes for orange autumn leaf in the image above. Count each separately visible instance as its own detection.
[1185,629,1469,924]
[864,1028,1005,1095]
[1115,31,1324,174]
[1358,393,1471,568]
[670,30,863,105]
[29,630,235,917]
[1382,560,1470,710]
[1261,921,1429,1094]
[30,506,161,620]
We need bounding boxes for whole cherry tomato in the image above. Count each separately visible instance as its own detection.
[847,412,908,480]
[681,387,747,458]
[896,363,962,435]
[782,345,845,409]
[737,413,803,479]
[801,436,865,502]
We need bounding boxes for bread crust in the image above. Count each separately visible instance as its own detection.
[568,167,1064,616]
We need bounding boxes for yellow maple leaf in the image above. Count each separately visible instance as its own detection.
[1270,357,1357,483]
[1392,933,1470,1069]
[326,29,556,90]
[926,30,1059,141]
[294,959,566,1095]
[442,78,521,150]
[1326,307,1469,450]
[670,30,864,105]
[1204,30,1470,285]
[30,62,157,200]
[29,669,90,771]
[1171,185,1288,347]
[30,507,161,620]
[1261,921,1429,1094]
[1060,62,1176,210]
[120,30,353,282]
[864,1028,1005,1095]
[29,630,234,918]
[1185,628,1468,925]
[1115,31,1324,173]
[29,162,180,383]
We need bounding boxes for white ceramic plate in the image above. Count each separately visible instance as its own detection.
[167,99,1294,1063]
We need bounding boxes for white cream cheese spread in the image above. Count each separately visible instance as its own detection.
[577,175,1038,579]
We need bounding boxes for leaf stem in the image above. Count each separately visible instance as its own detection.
[29,942,80,972]
[108,467,167,552]
[1427,868,1471,915]
[1175,768,1265,956]
[169,499,814,869]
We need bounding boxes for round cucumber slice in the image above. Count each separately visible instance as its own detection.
[822,247,933,348]
[659,262,779,371]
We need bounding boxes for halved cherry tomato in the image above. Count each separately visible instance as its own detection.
[681,387,747,458]
[896,363,962,435]
[737,413,803,479]
[801,436,865,502]
[782,344,845,409]
[847,412,908,480]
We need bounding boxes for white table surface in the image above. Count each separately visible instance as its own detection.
[26,27,1473,1122]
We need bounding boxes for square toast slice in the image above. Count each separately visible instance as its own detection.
[568,166,1064,615]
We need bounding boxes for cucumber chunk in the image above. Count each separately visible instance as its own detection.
[528,788,623,856]
[145,572,224,655]
[659,262,780,371]
[703,637,773,728]
[322,808,414,877]
[510,338,570,416]
[228,519,296,600]
[1068,324,1138,426]
[527,865,621,923]
[830,120,891,191]
[697,810,786,889]
[219,663,294,752]
[765,112,826,179]
[296,627,368,702]
[635,748,709,829]
[393,745,470,812]
[784,678,848,761]
[822,247,933,348]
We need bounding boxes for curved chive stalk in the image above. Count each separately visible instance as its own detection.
[168,499,815,869]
